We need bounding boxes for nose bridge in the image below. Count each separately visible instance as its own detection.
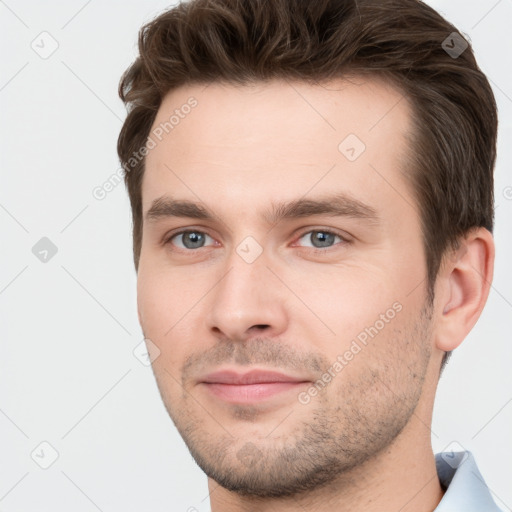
[205,241,288,340]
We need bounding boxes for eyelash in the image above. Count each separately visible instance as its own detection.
[163,228,350,254]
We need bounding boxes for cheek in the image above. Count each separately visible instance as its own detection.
[136,268,195,366]
[137,263,198,328]
[137,270,168,334]
[328,312,429,402]
[287,262,403,352]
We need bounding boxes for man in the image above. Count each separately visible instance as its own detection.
[117,0,501,510]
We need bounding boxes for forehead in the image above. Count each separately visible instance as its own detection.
[142,77,417,224]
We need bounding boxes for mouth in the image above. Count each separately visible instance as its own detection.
[198,369,311,404]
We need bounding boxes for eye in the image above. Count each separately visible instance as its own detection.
[166,230,215,250]
[164,228,349,253]
[295,229,347,250]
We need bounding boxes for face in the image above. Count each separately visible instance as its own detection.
[137,78,436,497]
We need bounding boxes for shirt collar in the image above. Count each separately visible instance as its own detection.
[434,451,502,511]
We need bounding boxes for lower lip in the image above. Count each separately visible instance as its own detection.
[201,382,307,403]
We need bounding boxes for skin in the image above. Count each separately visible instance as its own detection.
[136,77,494,511]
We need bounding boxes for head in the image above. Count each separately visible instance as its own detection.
[118,0,496,500]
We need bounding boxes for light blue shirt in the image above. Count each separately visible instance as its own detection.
[434,451,503,511]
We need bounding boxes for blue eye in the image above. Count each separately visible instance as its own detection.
[296,230,344,249]
[167,230,214,250]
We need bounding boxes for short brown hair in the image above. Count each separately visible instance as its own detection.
[118,0,497,302]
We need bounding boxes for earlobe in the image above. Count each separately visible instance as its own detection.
[435,228,494,353]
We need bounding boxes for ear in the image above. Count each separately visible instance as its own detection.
[435,228,494,352]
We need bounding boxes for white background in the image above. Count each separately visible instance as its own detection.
[1,1,511,510]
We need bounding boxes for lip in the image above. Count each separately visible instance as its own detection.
[199,369,310,404]
[201,369,307,385]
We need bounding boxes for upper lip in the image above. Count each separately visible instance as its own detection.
[200,369,310,385]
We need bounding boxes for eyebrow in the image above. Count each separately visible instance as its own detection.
[144,193,380,226]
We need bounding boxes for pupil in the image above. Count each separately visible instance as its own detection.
[312,231,334,248]
[184,232,204,248]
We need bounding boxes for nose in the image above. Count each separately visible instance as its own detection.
[205,250,289,342]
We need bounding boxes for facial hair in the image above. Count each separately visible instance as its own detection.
[150,302,433,498]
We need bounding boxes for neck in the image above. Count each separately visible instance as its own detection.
[209,395,444,512]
